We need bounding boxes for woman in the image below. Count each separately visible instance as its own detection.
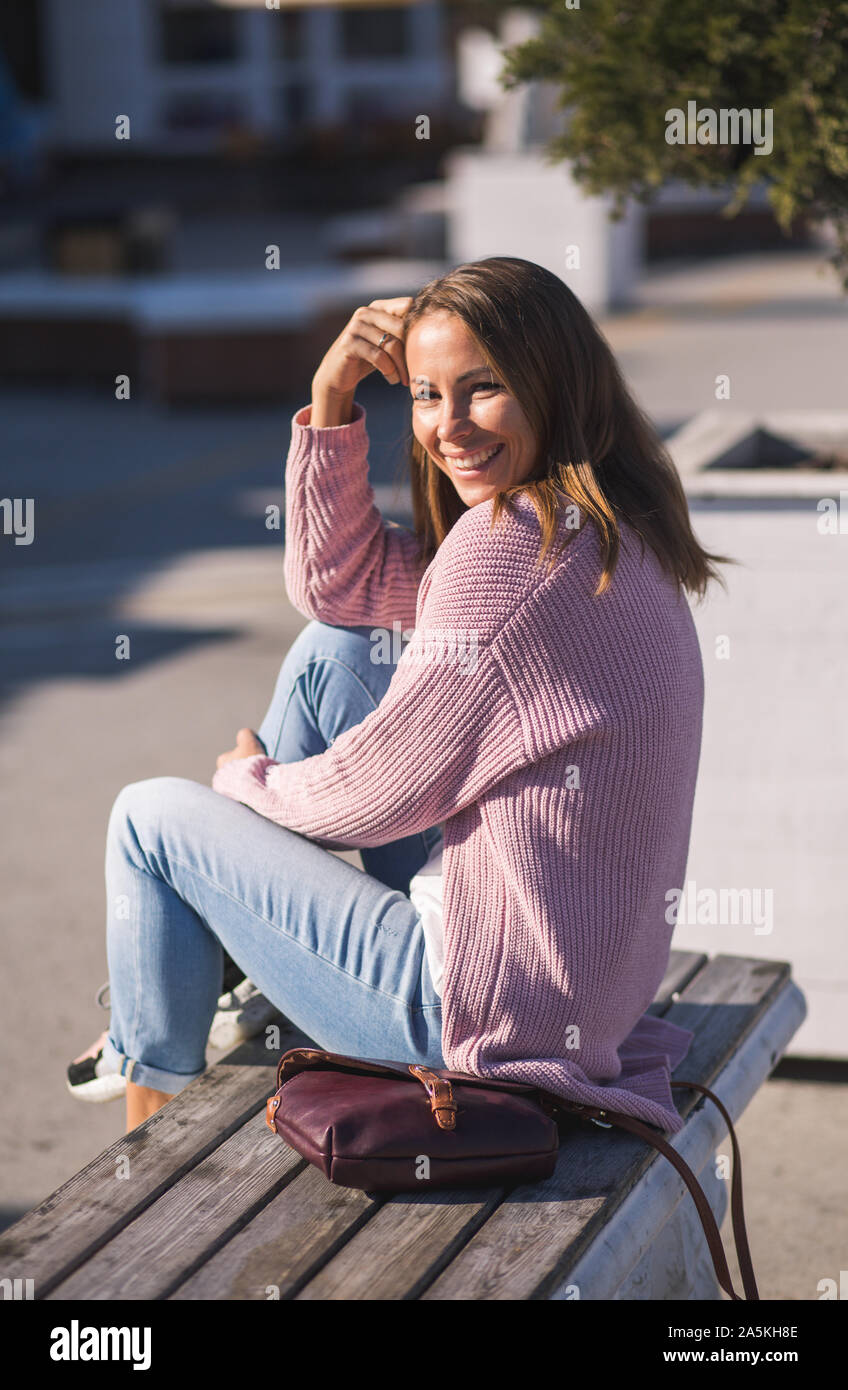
[67,256,728,1136]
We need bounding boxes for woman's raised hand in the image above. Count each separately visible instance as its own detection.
[312,297,413,401]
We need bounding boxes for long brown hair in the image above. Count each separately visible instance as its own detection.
[402,256,730,598]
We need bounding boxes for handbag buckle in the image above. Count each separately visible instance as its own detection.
[409,1065,458,1131]
[266,1094,281,1132]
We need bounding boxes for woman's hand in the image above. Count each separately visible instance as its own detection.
[312,297,413,404]
[216,728,266,770]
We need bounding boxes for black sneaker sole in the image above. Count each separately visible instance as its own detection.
[66,1050,127,1103]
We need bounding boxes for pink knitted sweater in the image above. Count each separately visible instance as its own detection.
[212,401,703,1133]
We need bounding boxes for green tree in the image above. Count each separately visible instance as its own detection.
[492,0,848,284]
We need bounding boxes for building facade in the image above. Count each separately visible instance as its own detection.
[28,0,450,155]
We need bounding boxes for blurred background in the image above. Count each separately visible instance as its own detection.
[1,0,846,1297]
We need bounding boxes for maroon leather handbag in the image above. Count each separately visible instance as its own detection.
[265,1046,759,1301]
[265,1048,560,1191]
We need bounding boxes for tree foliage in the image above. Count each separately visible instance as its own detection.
[496,0,848,284]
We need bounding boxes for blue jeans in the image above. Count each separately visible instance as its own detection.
[101,620,445,1094]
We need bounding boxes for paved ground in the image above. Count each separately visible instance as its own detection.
[1,245,846,1297]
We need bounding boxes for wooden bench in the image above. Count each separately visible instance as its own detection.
[0,950,805,1301]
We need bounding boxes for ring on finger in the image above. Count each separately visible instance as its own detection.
[377,331,391,348]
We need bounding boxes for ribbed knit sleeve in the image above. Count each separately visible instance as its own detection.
[212,504,531,847]
[283,401,427,630]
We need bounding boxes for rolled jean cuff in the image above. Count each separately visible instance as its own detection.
[102,1034,205,1096]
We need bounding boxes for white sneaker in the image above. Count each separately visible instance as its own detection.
[67,977,279,1098]
[208,979,279,1052]
[66,1031,127,1103]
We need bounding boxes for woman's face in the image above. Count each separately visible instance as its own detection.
[405,311,539,507]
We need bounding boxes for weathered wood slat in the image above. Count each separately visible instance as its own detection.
[47,1114,304,1300]
[659,955,793,1096]
[298,1188,597,1301]
[418,956,790,1301]
[171,1163,381,1300]
[0,1019,307,1297]
[649,949,708,1013]
[166,950,706,1300]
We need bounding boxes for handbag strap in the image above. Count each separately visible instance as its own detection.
[670,1079,758,1301]
[545,1079,758,1301]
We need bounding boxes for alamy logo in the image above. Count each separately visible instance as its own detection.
[405,625,479,673]
[372,621,480,673]
[665,101,773,156]
[0,1276,34,1299]
[0,497,34,545]
[665,879,773,935]
[50,1321,152,1371]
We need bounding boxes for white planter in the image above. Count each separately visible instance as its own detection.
[668,412,848,1059]
[444,148,644,314]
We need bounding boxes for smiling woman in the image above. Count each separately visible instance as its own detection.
[69,256,733,1141]
[406,315,539,507]
[401,256,731,597]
